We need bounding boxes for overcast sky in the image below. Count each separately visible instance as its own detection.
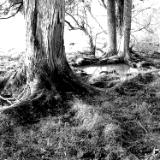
[0,0,160,53]
[0,13,25,52]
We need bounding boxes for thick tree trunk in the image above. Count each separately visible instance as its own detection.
[1,0,97,125]
[23,0,93,95]
[106,0,117,56]
[24,0,66,87]
[121,0,132,61]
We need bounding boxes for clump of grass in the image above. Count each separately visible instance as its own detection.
[0,115,75,160]
[69,99,127,159]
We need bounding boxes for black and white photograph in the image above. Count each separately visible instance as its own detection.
[0,0,160,159]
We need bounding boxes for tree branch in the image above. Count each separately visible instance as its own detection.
[0,1,22,20]
[99,0,107,9]
[65,19,80,30]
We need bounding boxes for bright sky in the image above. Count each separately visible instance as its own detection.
[0,0,160,55]
[0,13,25,52]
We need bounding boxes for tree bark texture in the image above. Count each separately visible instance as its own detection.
[106,0,117,56]
[1,0,97,125]
[123,0,132,60]
[24,0,65,85]
[23,0,91,94]
[116,0,124,55]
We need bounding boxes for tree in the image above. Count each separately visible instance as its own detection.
[120,0,132,61]
[1,0,96,124]
[116,0,124,56]
[66,0,99,57]
[100,0,132,63]
[105,0,117,56]
[65,2,96,56]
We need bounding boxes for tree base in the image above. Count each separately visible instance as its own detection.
[72,55,136,67]
[0,70,101,126]
[2,88,62,125]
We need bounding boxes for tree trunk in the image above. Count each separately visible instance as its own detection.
[88,33,96,56]
[121,0,132,61]
[1,0,97,125]
[116,0,124,56]
[106,0,117,57]
[23,0,92,95]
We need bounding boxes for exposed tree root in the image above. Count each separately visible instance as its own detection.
[0,72,12,92]
[72,49,158,68]
[0,70,102,126]
[72,55,137,67]
[0,67,27,99]
[4,68,26,90]
[54,71,102,95]
[0,86,64,125]
[99,55,125,64]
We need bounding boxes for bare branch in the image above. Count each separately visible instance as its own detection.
[99,0,107,9]
[132,7,151,18]
[65,20,80,30]
[132,18,153,33]
[0,1,23,20]
[66,11,81,27]
[87,7,107,34]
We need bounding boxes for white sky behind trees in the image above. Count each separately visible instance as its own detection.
[0,0,160,54]
[0,13,25,53]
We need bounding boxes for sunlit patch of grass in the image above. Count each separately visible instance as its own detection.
[0,115,75,160]
[71,99,102,130]
[0,98,128,160]
[70,99,126,159]
[0,112,119,159]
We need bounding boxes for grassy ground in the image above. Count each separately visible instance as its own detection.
[0,51,160,160]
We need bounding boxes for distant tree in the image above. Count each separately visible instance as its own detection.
[65,1,96,56]
[105,0,117,56]
[100,0,132,63]
[65,0,107,57]
[120,0,132,61]
[116,0,124,55]
[65,0,97,56]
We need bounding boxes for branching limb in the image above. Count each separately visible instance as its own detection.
[65,20,80,30]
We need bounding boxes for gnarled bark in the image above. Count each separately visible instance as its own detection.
[23,0,95,95]
[1,0,97,125]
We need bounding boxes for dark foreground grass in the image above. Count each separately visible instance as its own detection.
[0,72,160,159]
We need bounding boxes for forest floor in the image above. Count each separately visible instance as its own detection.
[0,50,160,160]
